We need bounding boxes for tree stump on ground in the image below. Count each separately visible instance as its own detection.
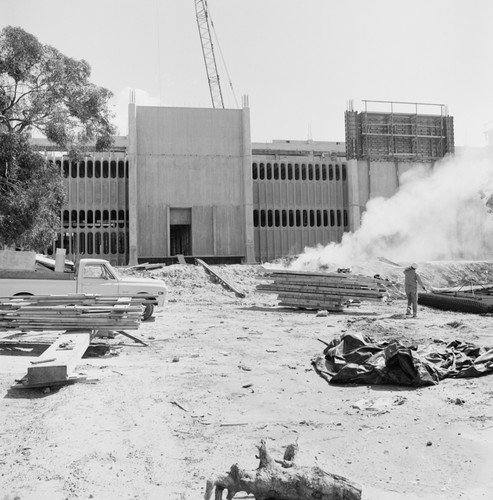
[204,439,362,500]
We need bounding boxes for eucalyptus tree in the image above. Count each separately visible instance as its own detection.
[0,25,115,152]
[0,26,116,249]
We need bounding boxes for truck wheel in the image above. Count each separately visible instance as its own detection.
[142,303,154,321]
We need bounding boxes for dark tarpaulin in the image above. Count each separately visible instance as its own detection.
[312,332,493,387]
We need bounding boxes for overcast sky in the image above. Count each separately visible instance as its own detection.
[2,0,493,146]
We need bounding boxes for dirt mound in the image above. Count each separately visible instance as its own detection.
[119,263,270,303]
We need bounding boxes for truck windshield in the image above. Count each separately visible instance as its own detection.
[82,263,119,280]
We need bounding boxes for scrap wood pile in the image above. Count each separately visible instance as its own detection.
[0,294,144,331]
[257,269,389,311]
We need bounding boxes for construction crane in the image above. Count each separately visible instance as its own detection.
[194,0,238,109]
[194,0,224,108]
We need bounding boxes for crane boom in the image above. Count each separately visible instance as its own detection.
[194,0,224,109]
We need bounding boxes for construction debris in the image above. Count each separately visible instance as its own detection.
[14,329,94,388]
[195,258,246,298]
[0,295,144,331]
[126,262,165,271]
[205,439,362,500]
[257,269,388,311]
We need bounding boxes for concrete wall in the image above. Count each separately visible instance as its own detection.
[251,148,349,262]
[128,105,254,263]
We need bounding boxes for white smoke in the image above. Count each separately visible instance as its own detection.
[290,148,493,270]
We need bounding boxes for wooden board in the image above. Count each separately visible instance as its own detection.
[195,258,245,298]
[19,330,92,387]
[176,254,187,265]
[0,295,144,331]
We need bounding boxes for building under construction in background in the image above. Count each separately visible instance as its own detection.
[33,99,454,266]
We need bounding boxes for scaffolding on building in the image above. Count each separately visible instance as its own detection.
[345,100,455,161]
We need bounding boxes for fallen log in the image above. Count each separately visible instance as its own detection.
[204,439,362,500]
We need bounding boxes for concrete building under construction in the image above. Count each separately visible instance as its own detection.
[36,99,454,266]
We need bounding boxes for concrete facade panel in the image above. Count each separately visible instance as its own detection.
[369,161,399,199]
[130,105,253,262]
[191,206,213,255]
[135,107,243,157]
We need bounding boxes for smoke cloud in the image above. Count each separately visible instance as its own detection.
[290,148,493,270]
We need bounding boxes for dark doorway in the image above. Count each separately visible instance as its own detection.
[170,224,191,255]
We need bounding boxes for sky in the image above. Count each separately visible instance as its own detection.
[2,0,493,146]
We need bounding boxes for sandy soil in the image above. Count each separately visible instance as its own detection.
[1,261,493,500]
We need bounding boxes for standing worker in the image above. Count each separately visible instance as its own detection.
[404,263,427,318]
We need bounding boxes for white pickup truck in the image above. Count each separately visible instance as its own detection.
[0,257,168,320]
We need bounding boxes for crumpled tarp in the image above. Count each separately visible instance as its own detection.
[312,332,493,387]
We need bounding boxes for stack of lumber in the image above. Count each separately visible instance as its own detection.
[0,294,144,331]
[257,270,388,311]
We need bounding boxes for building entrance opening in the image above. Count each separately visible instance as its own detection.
[169,208,192,256]
[170,225,191,255]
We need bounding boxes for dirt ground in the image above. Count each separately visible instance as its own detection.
[1,261,493,500]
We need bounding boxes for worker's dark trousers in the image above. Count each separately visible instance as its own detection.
[406,290,418,316]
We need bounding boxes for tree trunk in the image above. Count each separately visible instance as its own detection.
[204,439,362,500]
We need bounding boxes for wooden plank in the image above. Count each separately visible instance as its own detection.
[176,254,187,265]
[0,295,144,331]
[277,290,384,302]
[278,300,344,312]
[116,330,149,346]
[264,270,387,286]
[257,284,385,297]
[22,330,92,387]
[262,276,385,290]
[195,258,245,298]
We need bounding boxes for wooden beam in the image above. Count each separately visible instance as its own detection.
[195,258,245,298]
[16,329,92,388]
[176,254,187,265]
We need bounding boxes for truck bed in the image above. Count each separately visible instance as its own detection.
[0,270,75,280]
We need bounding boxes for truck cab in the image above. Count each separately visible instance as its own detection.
[76,259,167,320]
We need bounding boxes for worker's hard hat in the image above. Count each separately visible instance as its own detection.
[411,263,418,269]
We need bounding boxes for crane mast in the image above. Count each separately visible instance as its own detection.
[194,0,224,109]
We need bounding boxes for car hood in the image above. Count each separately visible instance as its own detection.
[119,276,168,291]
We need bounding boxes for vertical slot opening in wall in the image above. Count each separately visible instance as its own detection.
[280,163,286,180]
[287,164,293,180]
[253,209,259,227]
[110,161,117,178]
